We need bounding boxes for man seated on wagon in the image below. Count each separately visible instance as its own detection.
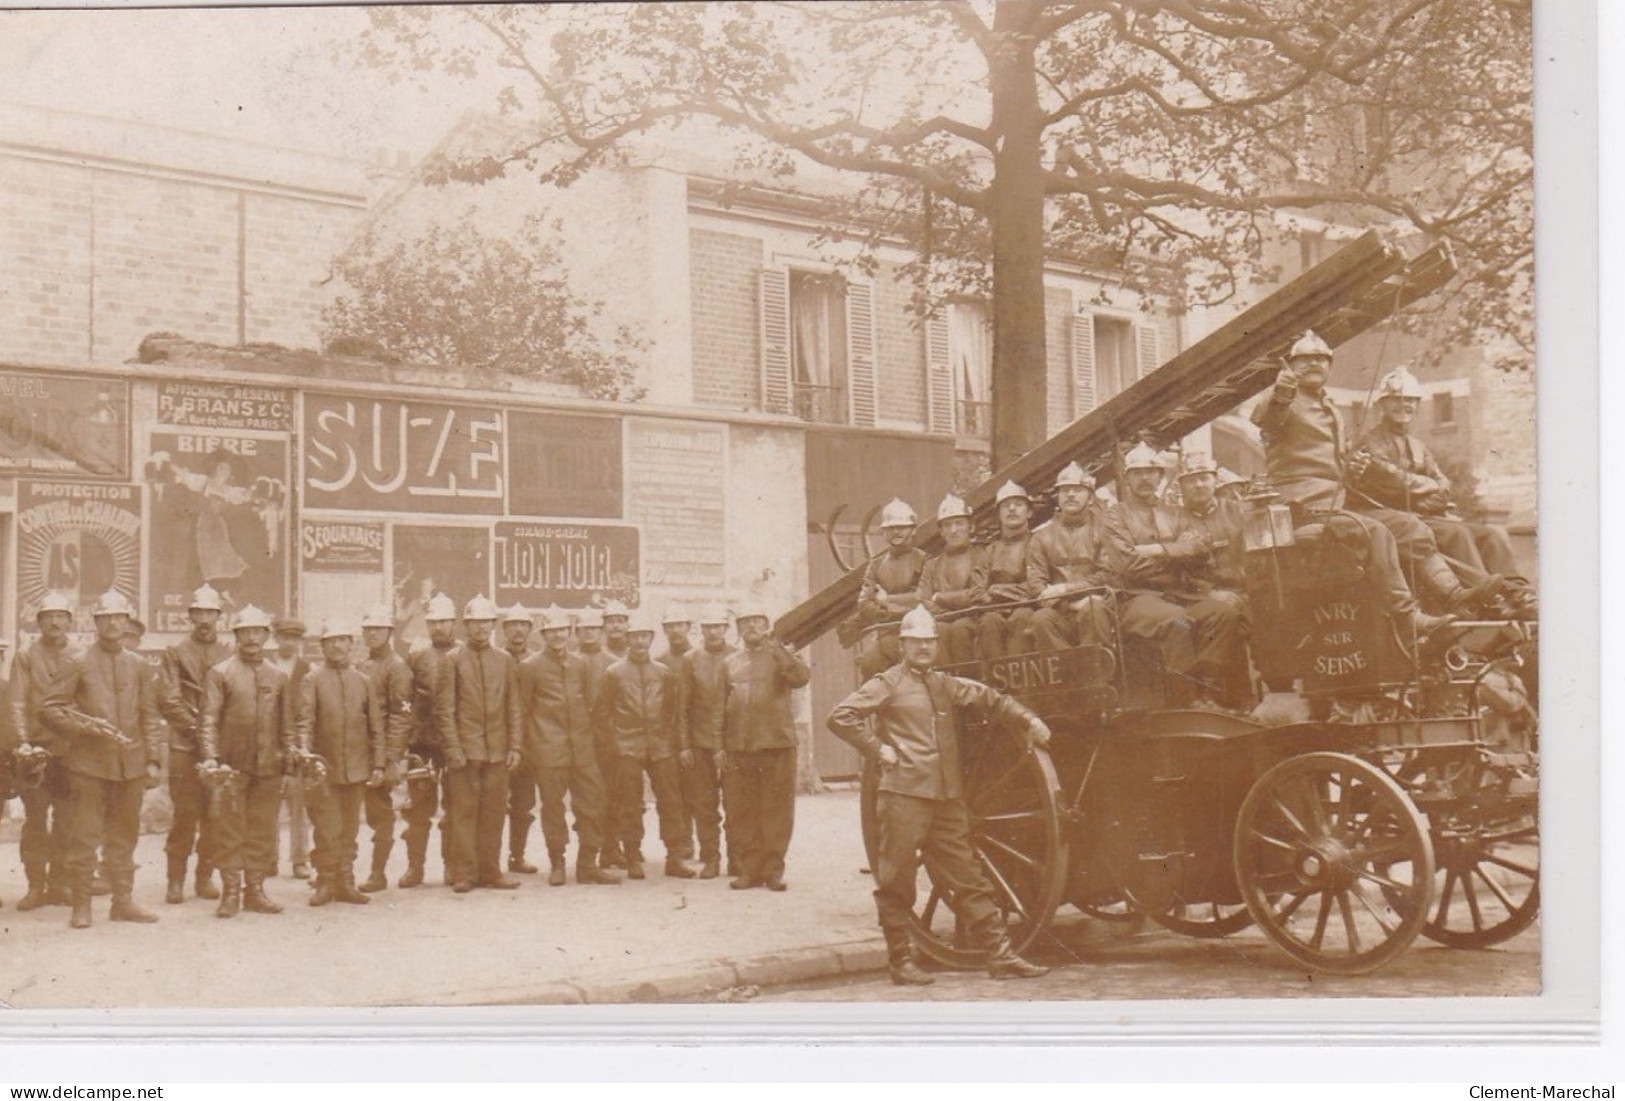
[916,495,987,666]
[1348,366,1535,620]
[976,480,1039,660]
[854,498,927,678]
[1175,452,1247,597]
[1024,462,1116,653]
[1102,443,1247,709]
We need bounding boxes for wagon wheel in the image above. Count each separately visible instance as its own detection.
[1233,751,1435,975]
[1148,898,1256,939]
[1072,893,1143,924]
[1422,812,1539,948]
[862,725,1069,970]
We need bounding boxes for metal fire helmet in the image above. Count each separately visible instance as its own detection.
[424,593,458,622]
[501,602,531,625]
[1178,452,1219,480]
[1122,442,1166,473]
[463,595,501,622]
[188,584,225,612]
[320,617,357,641]
[541,606,572,632]
[91,591,136,618]
[1055,461,1093,489]
[1377,365,1425,400]
[232,604,274,632]
[1287,330,1333,362]
[936,494,972,521]
[899,605,939,640]
[994,480,1030,504]
[698,604,730,627]
[360,605,395,630]
[625,610,657,636]
[602,600,630,621]
[661,606,691,626]
[735,604,771,626]
[36,591,73,617]
[879,498,918,529]
[576,607,604,629]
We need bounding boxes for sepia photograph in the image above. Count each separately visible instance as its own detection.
[0,0,1585,1051]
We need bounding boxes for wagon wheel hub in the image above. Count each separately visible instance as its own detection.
[1296,837,1354,887]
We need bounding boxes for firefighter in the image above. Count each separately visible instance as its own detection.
[827,605,1051,985]
[500,603,540,875]
[1175,453,1247,595]
[917,495,987,665]
[592,610,692,880]
[602,600,632,660]
[522,607,620,886]
[678,604,733,880]
[1251,331,1485,629]
[400,593,458,889]
[1351,365,1535,618]
[1103,443,1247,708]
[197,604,296,918]
[357,605,413,893]
[40,591,164,929]
[655,608,694,667]
[720,605,810,891]
[575,607,625,869]
[8,591,80,911]
[441,596,524,892]
[298,618,385,906]
[1025,462,1116,652]
[855,498,926,678]
[977,481,1039,661]
[157,584,232,905]
[269,617,313,880]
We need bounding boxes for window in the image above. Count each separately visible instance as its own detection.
[948,300,992,437]
[1299,229,1329,274]
[1093,316,1134,403]
[789,271,849,424]
[1433,391,1457,429]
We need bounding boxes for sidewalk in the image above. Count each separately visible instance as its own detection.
[0,788,886,1009]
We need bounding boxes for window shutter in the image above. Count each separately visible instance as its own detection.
[847,281,878,427]
[1072,307,1096,418]
[1134,322,1160,382]
[925,312,953,434]
[759,267,791,415]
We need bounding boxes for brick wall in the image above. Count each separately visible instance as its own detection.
[689,228,763,411]
[874,261,925,427]
[244,193,362,348]
[0,157,93,365]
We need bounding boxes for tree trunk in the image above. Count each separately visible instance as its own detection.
[987,3,1050,471]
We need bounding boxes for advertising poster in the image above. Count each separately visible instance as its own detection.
[301,519,386,573]
[15,481,142,636]
[391,524,490,645]
[156,380,294,432]
[144,432,290,633]
[493,521,640,610]
[0,371,130,479]
[304,392,505,515]
[507,411,623,518]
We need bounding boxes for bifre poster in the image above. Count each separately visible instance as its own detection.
[15,481,142,636]
[144,432,290,632]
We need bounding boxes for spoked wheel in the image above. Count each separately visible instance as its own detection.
[1424,813,1539,948]
[1072,893,1143,924]
[1233,752,1435,975]
[863,726,1068,970]
[1147,898,1256,939]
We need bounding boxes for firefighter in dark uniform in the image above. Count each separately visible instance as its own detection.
[400,593,458,888]
[358,604,413,893]
[678,604,733,880]
[719,604,810,891]
[592,611,692,881]
[441,596,524,893]
[1102,443,1247,707]
[602,600,632,661]
[500,603,541,875]
[41,591,164,929]
[8,591,79,911]
[917,495,987,665]
[522,607,620,886]
[575,607,625,869]
[1175,453,1247,595]
[977,481,1038,661]
[298,618,385,906]
[1025,462,1116,652]
[856,498,927,678]
[828,605,1051,985]
[197,604,296,918]
[158,583,233,905]
[655,607,694,667]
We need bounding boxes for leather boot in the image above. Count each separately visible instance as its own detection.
[194,864,220,901]
[334,870,371,905]
[110,893,159,924]
[626,850,646,880]
[16,867,51,912]
[360,849,390,893]
[165,854,187,905]
[886,929,934,986]
[509,829,539,874]
[243,873,283,914]
[90,866,112,897]
[548,857,567,887]
[308,871,335,907]
[398,862,425,889]
[601,842,627,870]
[699,855,720,880]
[986,931,1048,980]
[1417,553,1504,617]
[70,889,93,929]
[576,851,621,885]
[664,856,697,879]
[215,871,243,919]
[45,879,72,907]
[1408,608,1456,638]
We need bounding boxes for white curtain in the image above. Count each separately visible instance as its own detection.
[950,301,991,404]
[791,275,846,388]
